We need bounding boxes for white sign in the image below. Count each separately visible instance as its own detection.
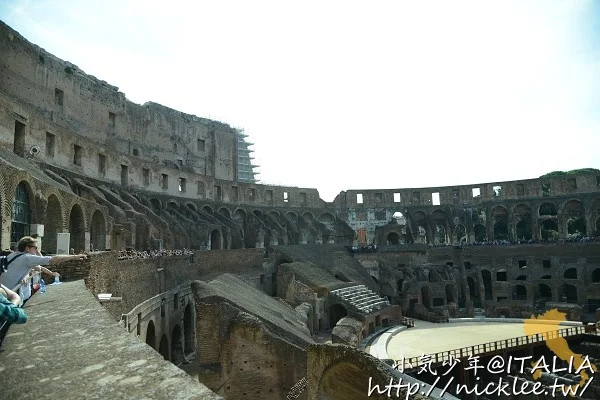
[56,233,70,254]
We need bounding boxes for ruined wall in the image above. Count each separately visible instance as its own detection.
[0,21,235,180]
[0,21,333,210]
[196,301,308,400]
[307,344,428,400]
[82,249,271,318]
[357,243,600,321]
[335,172,600,244]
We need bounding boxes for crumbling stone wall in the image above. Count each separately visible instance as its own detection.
[356,243,600,321]
[193,289,310,400]
[307,344,428,400]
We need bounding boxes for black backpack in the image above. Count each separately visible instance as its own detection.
[0,253,25,277]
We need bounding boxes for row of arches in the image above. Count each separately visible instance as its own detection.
[490,267,588,282]
[7,181,108,252]
[159,201,347,250]
[144,304,194,364]
[472,273,582,303]
[382,199,600,245]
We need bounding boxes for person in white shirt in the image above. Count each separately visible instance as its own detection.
[0,236,87,290]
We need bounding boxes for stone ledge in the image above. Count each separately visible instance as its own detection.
[0,280,221,400]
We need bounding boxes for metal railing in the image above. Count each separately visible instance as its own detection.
[399,325,595,371]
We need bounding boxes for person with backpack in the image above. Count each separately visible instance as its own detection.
[0,236,87,291]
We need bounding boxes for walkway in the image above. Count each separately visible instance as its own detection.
[0,280,221,400]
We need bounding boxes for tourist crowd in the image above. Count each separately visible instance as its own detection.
[117,248,194,260]
[430,235,600,248]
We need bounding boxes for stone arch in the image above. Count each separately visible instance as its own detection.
[430,209,447,244]
[302,212,315,224]
[445,284,456,303]
[202,205,213,214]
[567,218,586,238]
[591,197,600,235]
[329,303,348,328]
[537,283,552,299]
[90,210,106,251]
[167,200,179,212]
[540,219,559,240]
[539,202,558,216]
[592,268,600,283]
[183,304,194,355]
[563,199,584,217]
[481,270,492,300]
[186,202,197,212]
[454,224,467,243]
[515,220,531,241]
[473,224,487,242]
[285,211,298,222]
[43,194,63,254]
[516,275,527,281]
[317,361,373,400]
[231,208,246,249]
[514,284,527,300]
[491,205,509,240]
[218,207,231,219]
[514,203,532,240]
[317,213,336,233]
[171,325,184,364]
[387,232,400,245]
[380,283,394,303]
[69,203,86,253]
[150,198,162,213]
[210,229,222,250]
[564,199,585,237]
[467,276,477,299]
[421,285,431,308]
[540,275,551,280]
[300,212,316,245]
[563,268,577,279]
[145,320,156,349]
[11,180,33,245]
[561,284,578,303]
[233,208,246,223]
[158,334,169,360]
[412,211,428,243]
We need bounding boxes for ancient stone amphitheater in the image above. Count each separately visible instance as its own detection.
[1,20,600,400]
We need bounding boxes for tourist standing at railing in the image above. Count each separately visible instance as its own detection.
[0,236,87,291]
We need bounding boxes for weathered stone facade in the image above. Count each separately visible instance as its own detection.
[2,19,600,400]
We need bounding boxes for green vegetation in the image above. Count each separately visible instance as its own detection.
[540,168,600,178]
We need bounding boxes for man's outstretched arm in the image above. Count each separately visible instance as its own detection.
[48,254,87,266]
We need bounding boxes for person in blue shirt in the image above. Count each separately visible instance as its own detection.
[0,283,27,349]
[0,283,27,324]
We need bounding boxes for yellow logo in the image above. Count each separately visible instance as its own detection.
[524,309,597,396]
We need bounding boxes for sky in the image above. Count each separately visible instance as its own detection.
[1,0,600,201]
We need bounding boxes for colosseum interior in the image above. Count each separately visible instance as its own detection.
[1,19,600,400]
